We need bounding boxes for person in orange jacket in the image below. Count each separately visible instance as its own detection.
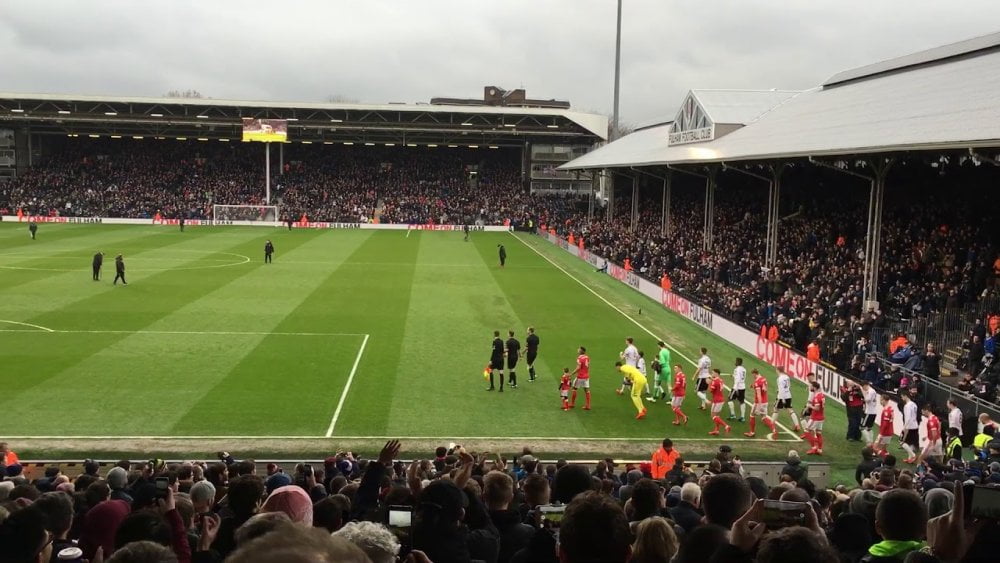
[651,438,680,480]
[0,441,19,466]
[624,258,633,271]
[807,340,821,362]
[767,323,779,342]
[661,273,672,291]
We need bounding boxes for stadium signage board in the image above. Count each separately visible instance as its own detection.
[2,215,513,232]
[668,126,714,146]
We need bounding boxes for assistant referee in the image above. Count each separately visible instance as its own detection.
[525,327,540,382]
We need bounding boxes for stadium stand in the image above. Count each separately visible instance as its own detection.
[1,439,996,563]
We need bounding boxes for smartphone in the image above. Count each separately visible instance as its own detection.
[388,505,412,528]
[760,500,807,529]
[387,505,413,557]
[539,503,566,541]
[154,476,170,498]
[971,486,1000,519]
[303,464,313,477]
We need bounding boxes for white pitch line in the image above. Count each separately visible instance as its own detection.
[325,333,371,437]
[510,232,801,441]
[0,328,366,337]
[0,319,55,332]
[2,434,800,442]
[405,228,412,238]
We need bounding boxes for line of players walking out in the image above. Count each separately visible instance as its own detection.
[486,334,830,456]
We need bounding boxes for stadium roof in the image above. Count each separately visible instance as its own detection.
[682,89,801,125]
[562,31,1000,170]
[0,92,608,146]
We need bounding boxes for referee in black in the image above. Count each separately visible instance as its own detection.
[92,252,104,281]
[113,254,126,285]
[525,327,540,382]
[497,244,506,268]
[463,224,470,242]
[506,330,522,389]
[264,240,274,263]
[487,330,505,392]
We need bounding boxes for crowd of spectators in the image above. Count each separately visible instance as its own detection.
[540,162,1000,369]
[3,438,1000,563]
[0,140,542,226]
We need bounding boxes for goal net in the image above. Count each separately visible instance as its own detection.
[212,204,279,222]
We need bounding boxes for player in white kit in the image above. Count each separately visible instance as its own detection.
[727,357,748,422]
[860,381,879,444]
[694,347,711,410]
[771,370,801,432]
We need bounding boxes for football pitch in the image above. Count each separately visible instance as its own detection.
[0,222,854,470]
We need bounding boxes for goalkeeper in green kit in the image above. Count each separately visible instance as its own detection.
[651,341,672,402]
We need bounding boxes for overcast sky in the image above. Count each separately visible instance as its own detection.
[2,1,998,126]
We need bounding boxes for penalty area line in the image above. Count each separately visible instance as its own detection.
[509,233,802,442]
[325,333,371,437]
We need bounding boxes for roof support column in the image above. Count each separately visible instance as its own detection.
[809,156,893,309]
[662,174,671,237]
[606,172,615,222]
[630,175,639,233]
[666,164,712,249]
[722,163,784,270]
[629,167,672,236]
[703,167,717,252]
[265,143,271,205]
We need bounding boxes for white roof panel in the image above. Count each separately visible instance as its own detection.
[691,89,801,124]
[563,39,1000,170]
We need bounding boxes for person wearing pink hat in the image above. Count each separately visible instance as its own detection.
[262,485,313,525]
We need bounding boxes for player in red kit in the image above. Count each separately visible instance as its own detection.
[917,404,943,466]
[569,346,591,410]
[670,365,688,425]
[707,370,731,435]
[745,369,777,439]
[874,394,895,457]
[559,368,572,411]
[805,381,825,455]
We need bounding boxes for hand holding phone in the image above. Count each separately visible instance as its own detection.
[760,500,808,530]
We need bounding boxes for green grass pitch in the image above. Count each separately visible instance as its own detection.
[0,221,859,482]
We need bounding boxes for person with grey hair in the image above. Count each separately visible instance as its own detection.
[333,521,401,563]
[189,480,216,515]
[107,466,133,504]
[669,482,703,532]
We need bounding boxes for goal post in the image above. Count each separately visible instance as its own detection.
[212,204,280,223]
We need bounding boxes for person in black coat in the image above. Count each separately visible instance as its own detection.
[498,244,507,268]
[28,221,37,239]
[264,240,274,264]
[922,343,941,380]
[668,483,702,533]
[113,254,126,285]
[92,252,104,281]
[483,472,532,563]
[780,451,807,483]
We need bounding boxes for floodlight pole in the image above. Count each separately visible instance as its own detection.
[611,0,622,141]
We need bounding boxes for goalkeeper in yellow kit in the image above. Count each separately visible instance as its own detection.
[616,361,648,420]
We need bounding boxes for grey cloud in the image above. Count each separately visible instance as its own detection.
[0,0,997,127]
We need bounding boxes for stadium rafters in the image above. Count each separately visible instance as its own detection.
[0,92,607,147]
